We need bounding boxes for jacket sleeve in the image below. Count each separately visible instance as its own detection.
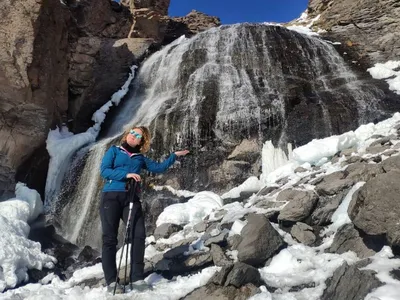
[100,146,129,181]
[143,153,177,173]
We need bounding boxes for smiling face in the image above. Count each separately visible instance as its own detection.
[126,128,143,147]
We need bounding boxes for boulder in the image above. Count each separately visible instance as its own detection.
[315,171,354,196]
[224,262,262,288]
[381,155,400,173]
[320,262,382,300]
[291,222,316,246]
[344,162,384,182]
[328,224,377,259]
[277,189,318,222]
[348,171,400,251]
[237,214,285,267]
[209,264,234,285]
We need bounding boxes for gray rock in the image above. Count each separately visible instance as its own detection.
[381,155,400,173]
[294,166,308,173]
[345,155,363,164]
[227,234,242,250]
[328,224,376,259]
[255,198,285,210]
[204,229,229,247]
[369,136,394,147]
[311,191,348,225]
[257,186,279,196]
[291,222,316,246]
[320,262,382,300]
[345,162,384,182]
[224,262,262,288]
[227,139,261,161]
[315,171,354,196]
[348,171,400,250]
[194,221,207,233]
[154,223,183,240]
[237,214,285,267]
[209,264,234,285]
[277,189,319,222]
[210,244,231,267]
[382,150,398,157]
[183,283,260,300]
[340,148,357,156]
[171,236,198,249]
[366,144,391,155]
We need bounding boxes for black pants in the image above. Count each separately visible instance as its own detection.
[99,191,145,285]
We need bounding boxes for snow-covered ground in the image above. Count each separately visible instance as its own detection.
[3,112,400,299]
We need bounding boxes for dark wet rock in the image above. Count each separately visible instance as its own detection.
[277,189,318,222]
[154,252,213,276]
[143,189,189,235]
[320,262,382,300]
[163,244,190,259]
[237,214,285,267]
[291,222,316,246]
[390,269,400,281]
[154,223,183,240]
[328,224,377,259]
[77,246,100,263]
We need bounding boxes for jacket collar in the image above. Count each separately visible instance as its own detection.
[117,146,142,158]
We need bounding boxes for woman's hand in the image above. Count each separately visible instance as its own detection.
[175,150,190,157]
[126,173,141,181]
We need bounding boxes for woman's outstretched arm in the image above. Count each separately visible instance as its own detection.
[144,150,189,173]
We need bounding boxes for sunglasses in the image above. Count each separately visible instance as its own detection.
[129,130,142,139]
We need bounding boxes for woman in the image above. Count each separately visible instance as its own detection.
[99,126,189,293]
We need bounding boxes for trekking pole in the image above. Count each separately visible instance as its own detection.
[114,179,137,295]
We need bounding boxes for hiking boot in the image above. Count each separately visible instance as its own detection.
[129,280,152,292]
[107,282,124,294]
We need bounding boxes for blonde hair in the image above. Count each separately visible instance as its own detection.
[120,126,151,153]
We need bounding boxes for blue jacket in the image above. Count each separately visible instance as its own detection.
[100,145,177,192]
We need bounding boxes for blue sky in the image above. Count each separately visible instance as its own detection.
[169,0,309,24]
